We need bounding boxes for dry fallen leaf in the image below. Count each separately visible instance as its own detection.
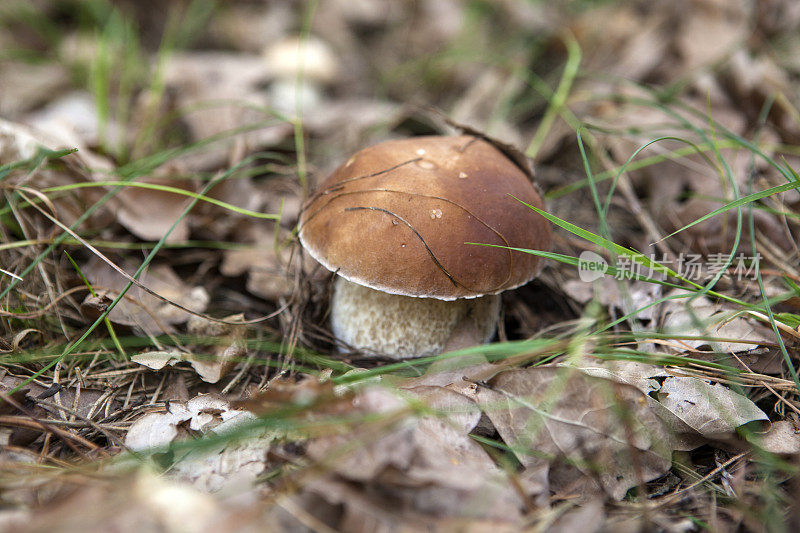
[188,344,245,385]
[81,258,209,336]
[220,241,298,300]
[169,429,268,494]
[125,394,256,452]
[673,0,748,73]
[563,277,663,323]
[162,51,293,170]
[24,91,102,150]
[748,420,800,455]
[474,366,674,500]
[1,374,119,427]
[3,470,231,533]
[113,175,195,243]
[306,385,525,523]
[568,359,668,395]
[183,313,248,384]
[558,363,708,453]
[125,404,192,452]
[544,498,605,533]
[0,61,69,118]
[132,346,244,385]
[657,376,769,440]
[0,116,122,237]
[124,394,269,494]
[184,394,250,432]
[659,292,775,353]
[131,350,184,371]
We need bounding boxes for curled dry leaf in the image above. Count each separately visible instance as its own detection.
[124,394,253,453]
[125,394,266,493]
[221,240,300,300]
[657,376,769,440]
[125,404,192,452]
[474,366,674,500]
[80,258,209,336]
[184,313,247,384]
[113,175,194,243]
[187,344,245,385]
[132,347,243,384]
[131,350,184,371]
[0,329,40,354]
[184,395,228,432]
[132,314,246,383]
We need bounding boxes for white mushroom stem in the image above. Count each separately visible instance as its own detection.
[330,277,501,359]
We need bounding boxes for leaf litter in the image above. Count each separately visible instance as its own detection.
[1,0,800,531]
[80,257,210,336]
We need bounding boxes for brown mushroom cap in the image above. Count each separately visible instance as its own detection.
[298,135,552,300]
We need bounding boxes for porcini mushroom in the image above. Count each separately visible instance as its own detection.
[298,135,551,359]
[263,35,338,117]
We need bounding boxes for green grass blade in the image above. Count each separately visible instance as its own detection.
[42,181,280,219]
[659,179,800,242]
[525,31,581,160]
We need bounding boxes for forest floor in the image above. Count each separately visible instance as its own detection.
[1,1,799,531]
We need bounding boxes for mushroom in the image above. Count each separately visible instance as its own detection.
[263,35,338,117]
[298,135,551,359]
